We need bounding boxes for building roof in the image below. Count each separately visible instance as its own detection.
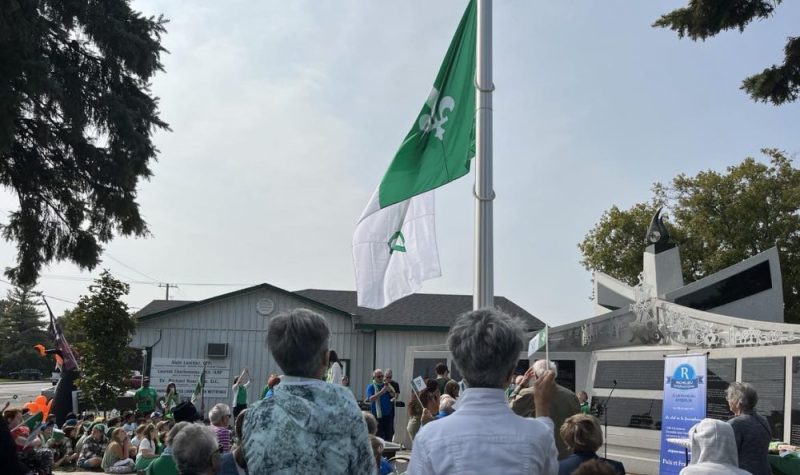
[295,289,543,331]
[134,284,543,332]
[136,299,195,318]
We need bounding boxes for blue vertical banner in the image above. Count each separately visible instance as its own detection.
[659,354,707,474]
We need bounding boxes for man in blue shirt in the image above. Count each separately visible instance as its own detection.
[366,368,397,441]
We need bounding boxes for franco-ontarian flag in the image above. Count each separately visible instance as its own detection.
[353,1,476,309]
[528,326,548,358]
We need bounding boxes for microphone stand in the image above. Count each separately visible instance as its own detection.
[603,380,617,460]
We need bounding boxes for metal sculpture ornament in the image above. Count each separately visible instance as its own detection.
[36,297,80,426]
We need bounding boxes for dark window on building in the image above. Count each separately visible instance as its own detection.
[674,261,772,310]
[743,357,785,438]
[590,397,662,430]
[594,360,664,390]
[412,358,447,383]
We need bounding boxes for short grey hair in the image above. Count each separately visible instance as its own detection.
[208,404,230,425]
[362,411,377,435]
[166,422,191,446]
[726,382,758,412]
[267,309,330,377]
[439,395,456,415]
[532,359,558,378]
[447,308,524,388]
[171,424,218,475]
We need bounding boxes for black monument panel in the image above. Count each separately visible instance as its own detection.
[594,360,664,390]
[706,359,736,421]
[591,397,662,430]
[555,360,577,393]
[742,357,785,439]
[791,357,800,445]
[412,358,446,382]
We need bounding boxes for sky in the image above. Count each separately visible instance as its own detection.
[1,1,799,326]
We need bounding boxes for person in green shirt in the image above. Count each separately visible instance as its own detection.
[135,379,159,414]
[231,368,250,419]
[160,382,180,417]
[145,421,191,475]
[578,390,591,415]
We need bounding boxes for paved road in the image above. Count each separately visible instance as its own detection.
[0,381,52,408]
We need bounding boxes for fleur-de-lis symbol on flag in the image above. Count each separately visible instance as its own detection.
[418,88,455,140]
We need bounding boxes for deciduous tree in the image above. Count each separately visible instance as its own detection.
[71,271,135,410]
[579,149,800,323]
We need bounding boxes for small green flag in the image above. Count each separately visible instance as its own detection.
[191,365,206,404]
[377,0,477,208]
[528,326,548,358]
[22,411,43,431]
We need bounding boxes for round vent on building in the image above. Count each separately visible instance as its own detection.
[257,298,275,315]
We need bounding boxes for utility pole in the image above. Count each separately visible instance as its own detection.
[158,283,177,300]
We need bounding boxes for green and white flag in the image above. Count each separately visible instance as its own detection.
[191,364,206,404]
[528,326,548,358]
[353,1,476,309]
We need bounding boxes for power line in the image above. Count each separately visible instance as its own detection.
[0,278,79,305]
[103,253,161,283]
[40,274,255,287]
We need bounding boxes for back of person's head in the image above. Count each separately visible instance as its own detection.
[134,424,147,438]
[573,459,616,475]
[143,423,158,442]
[171,424,220,475]
[208,404,230,426]
[560,414,603,452]
[435,362,448,376]
[532,359,558,378]
[166,421,191,447]
[439,395,457,415]
[444,380,460,399]
[424,379,438,394]
[110,427,126,444]
[362,411,378,435]
[726,382,758,412]
[2,408,21,424]
[107,416,121,427]
[329,349,339,363]
[267,309,330,378]
[407,397,422,418]
[447,308,524,388]
[233,410,248,470]
[688,418,739,467]
[419,389,439,412]
[368,434,383,469]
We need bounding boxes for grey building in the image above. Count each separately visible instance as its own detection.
[130,284,541,426]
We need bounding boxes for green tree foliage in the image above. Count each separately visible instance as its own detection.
[0,285,51,376]
[0,1,169,286]
[579,149,800,323]
[71,271,136,410]
[653,1,799,105]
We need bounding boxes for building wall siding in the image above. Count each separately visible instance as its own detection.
[130,286,375,409]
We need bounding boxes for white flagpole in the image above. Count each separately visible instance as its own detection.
[545,325,549,366]
[474,0,494,310]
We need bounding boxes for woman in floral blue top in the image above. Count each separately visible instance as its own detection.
[242,309,375,475]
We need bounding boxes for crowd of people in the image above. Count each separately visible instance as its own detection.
[0,306,774,475]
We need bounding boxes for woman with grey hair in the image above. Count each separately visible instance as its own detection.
[408,308,559,475]
[242,308,375,474]
[171,424,220,475]
[726,382,771,475]
[208,403,232,453]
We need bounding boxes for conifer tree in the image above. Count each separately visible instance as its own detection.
[654,0,799,104]
[0,285,50,375]
[0,1,169,286]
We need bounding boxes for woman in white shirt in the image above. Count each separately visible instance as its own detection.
[134,424,159,472]
[327,350,344,385]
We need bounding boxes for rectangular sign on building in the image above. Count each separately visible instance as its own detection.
[659,353,707,475]
[150,358,231,399]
